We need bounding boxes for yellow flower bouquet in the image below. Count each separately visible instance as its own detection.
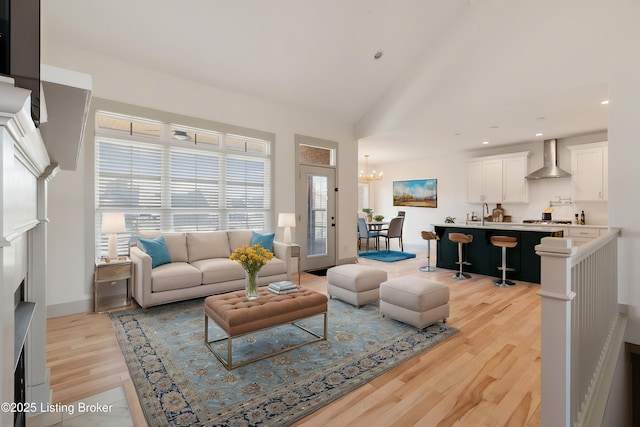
[230,244,274,299]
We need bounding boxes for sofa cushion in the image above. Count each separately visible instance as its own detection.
[251,231,275,252]
[187,231,231,262]
[139,236,172,268]
[151,262,202,292]
[161,233,189,262]
[228,230,253,252]
[258,257,287,277]
[192,258,245,284]
[138,231,188,262]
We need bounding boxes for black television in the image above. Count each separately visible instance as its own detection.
[0,0,41,125]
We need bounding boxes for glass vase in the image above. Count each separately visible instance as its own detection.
[245,270,259,300]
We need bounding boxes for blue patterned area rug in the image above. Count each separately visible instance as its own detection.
[358,250,417,262]
[111,296,457,427]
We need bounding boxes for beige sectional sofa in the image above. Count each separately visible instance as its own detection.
[129,230,293,309]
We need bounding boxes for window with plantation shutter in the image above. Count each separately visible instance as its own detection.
[169,147,221,231]
[95,111,272,257]
[225,155,271,230]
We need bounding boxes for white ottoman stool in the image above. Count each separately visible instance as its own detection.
[380,277,450,330]
[327,264,388,308]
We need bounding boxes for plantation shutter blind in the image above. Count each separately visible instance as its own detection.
[226,154,271,230]
[169,147,221,231]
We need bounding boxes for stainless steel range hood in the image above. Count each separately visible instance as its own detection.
[525,139,571,180]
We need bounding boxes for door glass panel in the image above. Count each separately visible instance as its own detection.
[307,175,328,257]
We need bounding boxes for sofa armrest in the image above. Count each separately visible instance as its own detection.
[130,246,152,309]
[273,241,294,280]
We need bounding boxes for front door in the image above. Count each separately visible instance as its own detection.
[296,165,336,271]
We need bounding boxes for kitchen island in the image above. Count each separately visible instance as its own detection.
[433,223,564,284]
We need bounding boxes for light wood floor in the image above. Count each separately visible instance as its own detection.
[47,245,541,427]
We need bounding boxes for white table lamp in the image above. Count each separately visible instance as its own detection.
[278,213,296,244]
[102,212,125,259]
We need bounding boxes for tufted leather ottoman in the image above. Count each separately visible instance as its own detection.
[379,277,449,330]
[204,287,327,369]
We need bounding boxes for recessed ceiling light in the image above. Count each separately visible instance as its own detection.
[536,133,543,136]
[482,141,489,145]
[453,133,461,136]
[536,116,546,121]
[490,125,499,129]
[374,51,383,60]
[601,100,609,105]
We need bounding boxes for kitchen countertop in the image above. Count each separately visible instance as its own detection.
[517,222,608,229]
[432,223,567,233]
[433,222,608,231]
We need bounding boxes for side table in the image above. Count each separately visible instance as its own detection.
[290,244,301,285]
[94,257,132,312]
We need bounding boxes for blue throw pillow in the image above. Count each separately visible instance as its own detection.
[139,235,172,268]
[251,231,275,252]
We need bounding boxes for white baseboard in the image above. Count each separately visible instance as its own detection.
[47,298,92,318]
[337,257,357,265]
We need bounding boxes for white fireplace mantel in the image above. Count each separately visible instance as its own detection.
[1,80,56,424]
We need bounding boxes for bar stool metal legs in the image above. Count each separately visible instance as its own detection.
[448,233,473,280]
[419,231,438,272]
[490,236,518,287]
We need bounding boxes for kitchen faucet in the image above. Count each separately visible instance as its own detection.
[481,203,489,226]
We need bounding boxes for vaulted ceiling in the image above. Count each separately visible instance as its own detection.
[42,0,614,163]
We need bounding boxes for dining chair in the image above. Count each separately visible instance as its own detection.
[379,216,404,252]
[357,217,379,251]
[382,210,405,231]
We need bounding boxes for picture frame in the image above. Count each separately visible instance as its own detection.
[393,179,437,208]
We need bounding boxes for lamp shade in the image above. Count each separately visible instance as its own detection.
[277,213,296,228]
[102,212,125,233]
[278,213,296,244]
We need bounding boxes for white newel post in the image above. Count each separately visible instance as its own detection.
[535,237,576,427]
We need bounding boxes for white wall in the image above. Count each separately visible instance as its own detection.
[46,164,89,311]
[41,44,359,315]
[367,132,608,247]
[609,57,640,345]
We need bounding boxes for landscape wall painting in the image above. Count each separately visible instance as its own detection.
[392,179,437,208]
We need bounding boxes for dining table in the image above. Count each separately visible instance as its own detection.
[366,221,389,232]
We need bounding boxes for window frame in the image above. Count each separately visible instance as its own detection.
[94,109,274,257]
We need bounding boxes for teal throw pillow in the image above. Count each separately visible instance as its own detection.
[251,231,275,252]
[139,235,172,268]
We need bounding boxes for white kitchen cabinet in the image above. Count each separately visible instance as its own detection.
[502,155,530,202]
[466,151,530,204]
[568,227,605,246]
[466,160,485,204]
[568,141,608,201]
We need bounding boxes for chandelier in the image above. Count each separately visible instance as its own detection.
[359,155,383,182]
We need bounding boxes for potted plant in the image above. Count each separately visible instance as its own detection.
[362,208,374,222]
